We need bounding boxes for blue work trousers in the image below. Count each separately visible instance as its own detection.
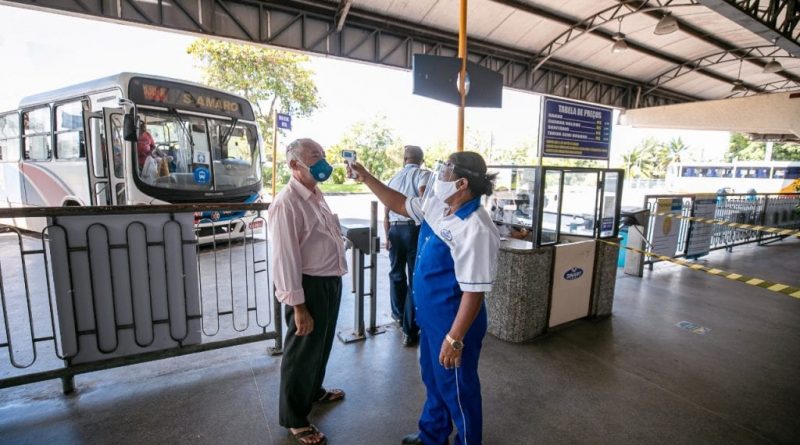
[388,223,419,337]
[417,308,487,445]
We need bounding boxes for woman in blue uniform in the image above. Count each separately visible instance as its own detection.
[349,151,500,445]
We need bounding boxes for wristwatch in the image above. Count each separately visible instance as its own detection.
[446,334,464,351]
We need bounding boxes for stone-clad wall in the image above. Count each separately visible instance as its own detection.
[591,239,619,318]
[486,241,553,342]
[486,238,619,343]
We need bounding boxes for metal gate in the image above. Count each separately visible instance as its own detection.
[0,203,280,393]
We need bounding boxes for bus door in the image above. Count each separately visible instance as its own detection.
[82,108,127,205]
[83,110,110,205]
[103,108,127,204]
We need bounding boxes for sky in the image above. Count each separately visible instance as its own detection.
[0,5,730,164]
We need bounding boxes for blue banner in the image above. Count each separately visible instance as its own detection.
[541,98,612,160]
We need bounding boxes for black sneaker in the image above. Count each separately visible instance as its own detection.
[402,432,449,445]
[401,433,423,445]
[402,334,419,347]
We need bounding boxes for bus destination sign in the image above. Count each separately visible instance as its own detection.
[128,77,255,121]
[540,97,612,160]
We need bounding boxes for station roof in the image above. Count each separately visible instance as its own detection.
[353,0,799,101]
[4,0,799,109]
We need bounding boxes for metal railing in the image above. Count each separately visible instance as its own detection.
[641,192,800,264]
[0,203,280,393]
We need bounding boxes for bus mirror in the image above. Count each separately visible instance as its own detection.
[123,112,138,142]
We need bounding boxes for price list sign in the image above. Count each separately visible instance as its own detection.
[541,98,612,160]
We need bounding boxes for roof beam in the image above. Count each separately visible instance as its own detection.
[334,0,352,32]
[644,45,794,93]
[619,0,800,86]
[621,90,800,137]
[0,0,699,106]
[695,0,800,56]
[489,0,762,91]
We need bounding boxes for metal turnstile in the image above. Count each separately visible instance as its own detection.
[338,201,386,343]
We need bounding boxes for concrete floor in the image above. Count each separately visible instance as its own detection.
[0,237,798,445]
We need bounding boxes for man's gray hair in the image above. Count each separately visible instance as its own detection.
[404,145,424,163]
[286,138,314,164]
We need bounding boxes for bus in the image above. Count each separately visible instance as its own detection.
[665,161,800,194]
[0,73,264,242]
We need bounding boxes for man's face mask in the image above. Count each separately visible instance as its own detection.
[296,158,333,182]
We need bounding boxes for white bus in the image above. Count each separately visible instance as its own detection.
[665,161,800,194]
[0,73,264,241]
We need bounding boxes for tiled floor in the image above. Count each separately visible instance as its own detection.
[1,237,798,445]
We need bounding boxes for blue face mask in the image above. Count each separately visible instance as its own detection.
[300,158,333,182]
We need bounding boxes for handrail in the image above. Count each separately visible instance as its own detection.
[0,202,270,218]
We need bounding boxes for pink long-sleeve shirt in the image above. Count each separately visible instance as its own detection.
[269,177,347,306]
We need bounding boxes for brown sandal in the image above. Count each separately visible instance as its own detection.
[289,424,327,445]
[315,388,345,404]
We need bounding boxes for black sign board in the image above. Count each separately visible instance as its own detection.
[128,77,255,121]
[541,97,612,160]
[412,54,503,108]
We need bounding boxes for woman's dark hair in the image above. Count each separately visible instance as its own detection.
[448,151,498,197]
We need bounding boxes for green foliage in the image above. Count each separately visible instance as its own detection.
[262,162,291,189]
[419,129,536,168]
[319,182,369,193]
[773,142,800,161]
[187,38,321,179]
[262,166,271,188]
[725,133,800,161]
[620,136,689,179]
[331,165,346,184]
[420,140,455,167]
[330,115,403,181]
[725,133,766,161]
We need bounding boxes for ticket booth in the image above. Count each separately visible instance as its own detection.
[485,166,623,342]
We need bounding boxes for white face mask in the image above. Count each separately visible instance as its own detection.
[433,178,460,202]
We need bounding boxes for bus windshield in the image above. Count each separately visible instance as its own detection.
[136,110,261,192]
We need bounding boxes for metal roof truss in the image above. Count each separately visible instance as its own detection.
[4,0,692,108]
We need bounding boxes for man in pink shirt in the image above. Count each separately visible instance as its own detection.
[270,138,347,445]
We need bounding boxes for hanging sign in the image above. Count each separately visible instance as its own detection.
[541,97,612,160]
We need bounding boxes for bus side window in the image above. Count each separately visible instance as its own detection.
[55,101,85,160]
[0,112,21,162]
[22,107,52,161]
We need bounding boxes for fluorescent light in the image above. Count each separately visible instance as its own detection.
[654,12,678,35]
[612,32,628,53]
[763,58,783,73]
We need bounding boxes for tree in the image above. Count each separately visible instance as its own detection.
[773,142,800,161]
[664,137,689,164]
[186,38,321,166]
[621,137,663,179]
[330,115,403,181]
[725,133,766,162]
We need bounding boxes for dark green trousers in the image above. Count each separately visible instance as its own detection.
[279,275,342,428]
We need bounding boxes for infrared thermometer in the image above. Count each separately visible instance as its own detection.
[341,150,358,178]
